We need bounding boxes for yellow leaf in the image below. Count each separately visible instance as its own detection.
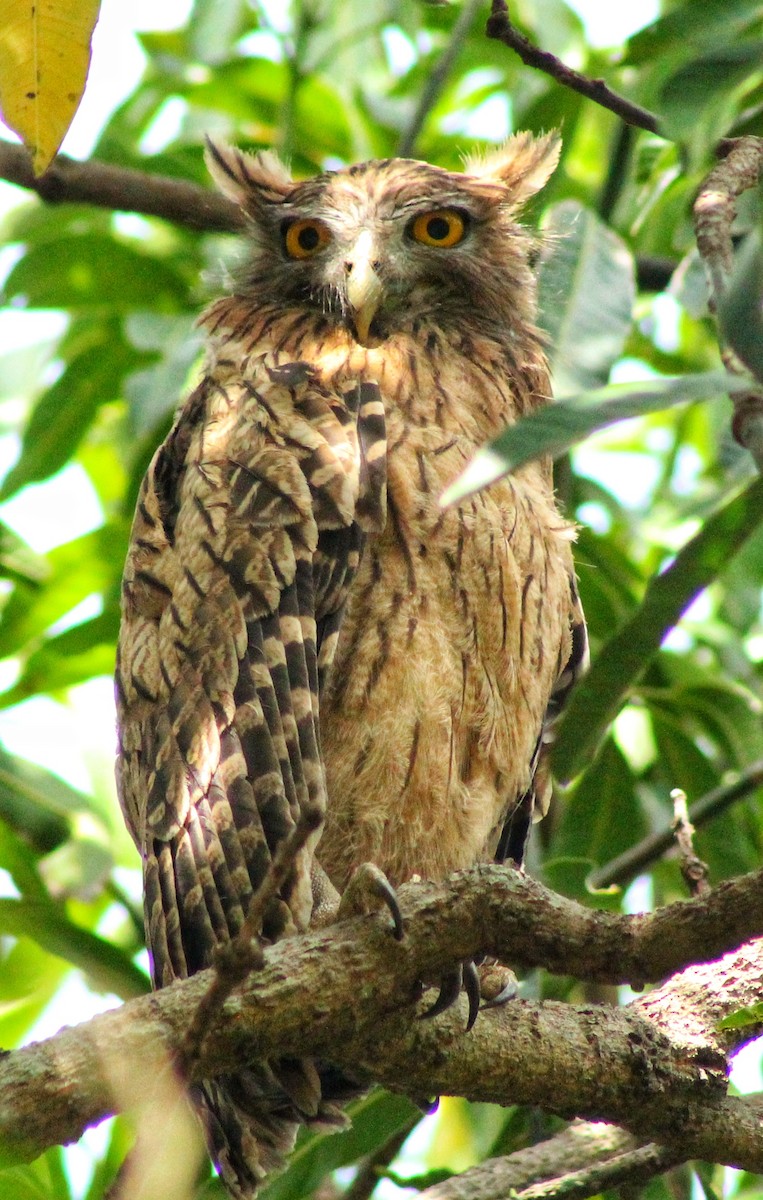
[0,0,101,175]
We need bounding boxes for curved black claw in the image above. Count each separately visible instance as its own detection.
[422,965,463,1021]
[463,959,481,1031]
[421,959,481,1030]
[337,862,404,940]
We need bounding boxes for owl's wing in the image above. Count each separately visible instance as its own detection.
[115,358,386,1191]
[495,571,588,865]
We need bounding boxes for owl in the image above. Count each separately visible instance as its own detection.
[115,133,588,1198]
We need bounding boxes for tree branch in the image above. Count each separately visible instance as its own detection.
[485,1,660,134]
[418,1122,683,1200]
[2,866,763,1169]
[0,139,244,232]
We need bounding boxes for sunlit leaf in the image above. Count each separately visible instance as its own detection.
[0,524,127,662]
[1,237,189,311]
[441,372,744,506]
[0,0,101,173]
[0,334,142,501]
[0,745,97,850]
[0,897,148,998]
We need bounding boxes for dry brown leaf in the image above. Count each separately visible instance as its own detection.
[0,0,101,175]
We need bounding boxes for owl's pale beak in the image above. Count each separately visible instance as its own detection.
[345,231,383,343]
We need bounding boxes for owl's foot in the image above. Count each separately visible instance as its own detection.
[336,861,404,940]
[479,959,519,1006]
[422,959,481,1031]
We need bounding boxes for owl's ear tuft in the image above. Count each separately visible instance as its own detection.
[204,138,294,211]
[464,131,561,205]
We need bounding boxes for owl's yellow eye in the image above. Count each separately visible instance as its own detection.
[284,219,331,259]
[410,209,467,248]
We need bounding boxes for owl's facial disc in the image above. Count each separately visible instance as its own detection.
[343,230,384,345]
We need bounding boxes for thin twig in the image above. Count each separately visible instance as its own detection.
[397,0,483,157]
[0,139,244,231]
[671,788,711,898]
[588,760,763,889]
[180,803,323,1073]
[485,1,660,134]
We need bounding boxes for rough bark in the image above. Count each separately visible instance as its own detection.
[1,865,763,1172]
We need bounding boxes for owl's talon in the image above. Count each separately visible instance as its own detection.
[421,959,482,1030]
[337,862,404,940]
[421,965,463,1021]
[463,959,481,1031]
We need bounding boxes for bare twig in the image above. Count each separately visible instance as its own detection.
[589,760,763,890]
[397,0,483,158]
[485,1,660,134]
[0,139,244,232]
[418,1122,682,1200]
[693,136,763,467]
[181,804,323,1072]
[671,788,711,898]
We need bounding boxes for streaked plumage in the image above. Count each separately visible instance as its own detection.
[116,133,587,1198]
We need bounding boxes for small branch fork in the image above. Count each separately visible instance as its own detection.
[671,788,711,898]
[590,760,763,889]
[485,0,660,134]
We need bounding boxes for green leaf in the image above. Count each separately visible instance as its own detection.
[260,1091,420,1200]
[718,1001,763,1030]
[552,737,646,875]
[0,1146,73,1194]
[441,372,744,506]
[553,474,763,780]
[1,237,189,311]
[1,611,119,707]
[0,333,142,501]
[538,202,635,394]
[0,898,148,999]
[0,939,68,1051]
[718,226,763,383]
[625,0,763,65]
[0,523,128,662]
[0,818,49,902]
[0,746,96,851]
[660,43,763,140]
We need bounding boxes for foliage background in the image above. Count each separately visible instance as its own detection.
[0,0,762,1197]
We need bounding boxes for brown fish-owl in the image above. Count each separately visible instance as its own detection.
[115,133,588,1197]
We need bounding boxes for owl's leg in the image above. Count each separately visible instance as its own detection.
[478,960,519,1007]
[310,860,403,940]
[335,862,404,941]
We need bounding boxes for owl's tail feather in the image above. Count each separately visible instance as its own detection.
[197,1060,354,1198]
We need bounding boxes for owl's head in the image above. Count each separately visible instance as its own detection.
[205,133,559,346]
